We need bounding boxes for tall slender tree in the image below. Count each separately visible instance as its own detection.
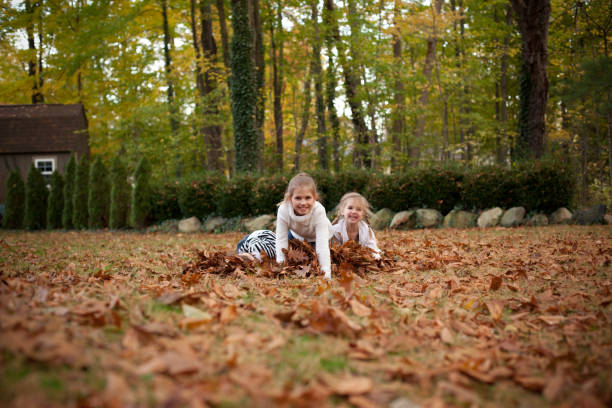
[62,154,76,229]
[3,170,25,229]
[46,170,64,229]
[311,0,328,170]
[270,0,285,171]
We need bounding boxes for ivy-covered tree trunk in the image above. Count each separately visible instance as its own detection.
[62,154,76,229]
[24,164,48,230]
[510,0,550,160]
[3,170,25,229]
[46,170,64,229]
[230,0,260,173]
[249,0,265,172]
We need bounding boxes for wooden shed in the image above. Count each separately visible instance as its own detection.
[0,104,89,204]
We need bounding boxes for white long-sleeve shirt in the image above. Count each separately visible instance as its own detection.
[276,201,334,277]
[332,218,381,259]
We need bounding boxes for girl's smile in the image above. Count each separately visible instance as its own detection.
[291,186,316,216]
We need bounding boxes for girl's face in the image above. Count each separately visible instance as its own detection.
[290,186,316,216]
[341,198,365,225]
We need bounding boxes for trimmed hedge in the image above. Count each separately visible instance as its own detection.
[130,157,153,228]
[72,156,90,229]
[137,162,575,223]
[109,156,131,229]
[62,154,76,229]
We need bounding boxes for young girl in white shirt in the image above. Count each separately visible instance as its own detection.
[332,192,381,259]
[276,173,334,279]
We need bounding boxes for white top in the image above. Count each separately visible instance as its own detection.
[332,218,381,259]
[276,201,334,277]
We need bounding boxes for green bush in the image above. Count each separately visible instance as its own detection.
[109,156,131,229]
[130,157,152,228]
[178,174,225,219]
[216,174,256,217]
[150,181,181,223]
[250,174,289,215]
[366,172,420,212]
[314,169,372,210]
[3,170,25,229]
[24,164,48,230]
[72,156,90,229]
[46,171,64,229]
[62,154,76,229]
[88,157,110,229]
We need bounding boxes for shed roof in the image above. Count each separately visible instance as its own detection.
[0,104,89,155]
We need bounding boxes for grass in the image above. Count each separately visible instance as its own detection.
[0,226,610,407]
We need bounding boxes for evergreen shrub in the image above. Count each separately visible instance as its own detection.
[178,174,225,220]
[24,164,48,230]
[88,157,110,229]
[3,170,25,229]
[46,171,64,229]
[109,156,130,229]
[72,156,90,229]
[216,174,256,217]
[130,157,152,228]
[62,154,76,229]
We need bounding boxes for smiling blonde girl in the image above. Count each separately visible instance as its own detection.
[276,173,334,279]
[332,192,381,259]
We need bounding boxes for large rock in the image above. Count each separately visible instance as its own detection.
[178,216,202,233]
[371,208,395,230]
[477,207,503,228]
[203,216,227,233]
[605,213,612,225]
[529,213,549,226]
[573,204,606,225]
[390,210,416,230]
[500,206,526,227]
[443,210,477,228]
[550,207,572,224]
[416,209,442,228]
[244,214,276,232]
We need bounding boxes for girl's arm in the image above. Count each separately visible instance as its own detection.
[275,205,289,264]
[313,207,332,279]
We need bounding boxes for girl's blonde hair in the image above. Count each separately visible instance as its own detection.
[281,172,319,203]
[333,192,374,224]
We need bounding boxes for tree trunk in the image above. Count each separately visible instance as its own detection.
[270,1,284,171]
[216,0,231,70]
[412,0,443,164]
[497,4,511,165]
[323,0,341,172]
[200,0,223,171]
[324,0,369,169]
[294,69,313,172]
[311,0,328,170]
[391,0,405,171]
[160,0,181,176]
[25,0,44,103]
[510,0,550,159]
[249,0,265,172]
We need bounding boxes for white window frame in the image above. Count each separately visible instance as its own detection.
[34,158,56,176]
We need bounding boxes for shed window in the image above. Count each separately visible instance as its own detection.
[35,158,55,175]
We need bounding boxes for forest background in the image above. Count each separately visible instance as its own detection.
[1,0,610,208]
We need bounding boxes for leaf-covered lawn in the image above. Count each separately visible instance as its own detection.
[0,226,610,407]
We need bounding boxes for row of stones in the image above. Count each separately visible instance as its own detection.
[176,204,608,233]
